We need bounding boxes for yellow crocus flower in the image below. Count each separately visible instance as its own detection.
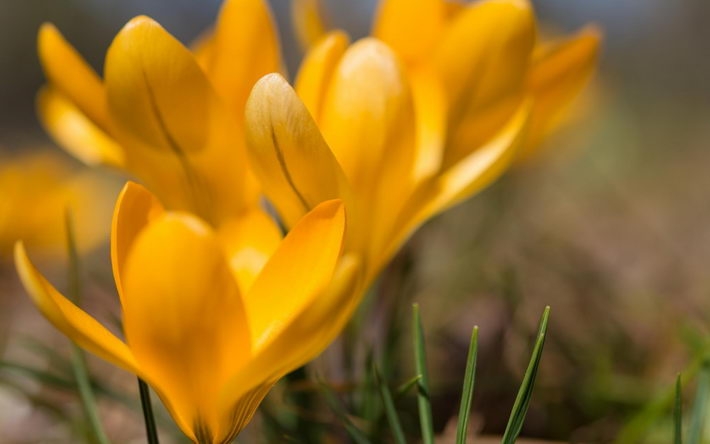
[37,0,281,227]
[15,182,360,443]
[296,0,601,163]
[0,150,115,259]
[244,38,529,283]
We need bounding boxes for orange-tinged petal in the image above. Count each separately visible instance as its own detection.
[105,16,254,224]
[372,0,445,65]
[319,38,417,260]
[217,208,282,293]
[436,0,535,167]
[410,68,448,181]
[110,182,164,306]
[220,254,360,410]
[199,0,282,120]
[245,74,352,229]
[519,26,601,160]
[121,213,250,441]
[292,0,329,51]
[294,31,350,122]
[37,87,124,166]
[244,199,345,349]
[37,23,111,132]
[381,103,530,272]
[14,242,140,374]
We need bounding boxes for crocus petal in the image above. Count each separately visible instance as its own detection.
[519,26,601,160]
[294,31,350,122]
[435,0,535,167]
[220,254,360,412]
[381,103,530,272]
[216,208,282,293]
[410,68,448,181]
[244,74,352,229]
[199,0,282,119]
[105,16,255,224]
[243,199,345,349]
[37,23,111,132]
[372,0,445,64]
[14,242,140,374]
[292,0,329,51]
[37,87,124,166]
[110,182,164,306]
[122,213,251,441]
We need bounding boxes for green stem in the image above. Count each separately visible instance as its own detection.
[138,378,160,444]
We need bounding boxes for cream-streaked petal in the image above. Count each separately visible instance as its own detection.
[37,23,110,132]
[14,242,140,374]
[519,26,601,160]
[435,0,535,167]
[292,0,329,51]
[245,74,352,228]
[122,213,250,440]
[372,0,445,64]
[37,88,124,167]
[243,199,345,349]
[294,31,349,122]
[110,182,164,306]
[380,103,530,272]
[319,38,417,260]
[217,208,282,294]
[200,0,282,119]
[220,254,360,411]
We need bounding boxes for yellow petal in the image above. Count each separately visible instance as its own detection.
[244,74,352,229]
[292,0,329,51]
[294,31,350,122]
[37,87,124,166]
[110,182,164,306]
[122,212,250,441]
[372,0,445,65]
[220,254,360,411]
[436,0,535,167]
[105,16,254,224]
[519,26,601,160]
[199,0,282,119]
[319,38,417,259]
[37,23,111,132]
[380,103,530,273]
[410,68,448,181]
[243,199,345,349]
[14,242,140,374]
[216,208,282,293]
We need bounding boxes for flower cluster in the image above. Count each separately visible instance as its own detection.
[15,0,599,441]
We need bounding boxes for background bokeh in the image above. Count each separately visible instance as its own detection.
[1,0,710,442]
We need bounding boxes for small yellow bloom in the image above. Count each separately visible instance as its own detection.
[15,182,359,443]
[244,39,527,283]
[296,0,601,163]
[37,0,281,227]
[0,150,115,258]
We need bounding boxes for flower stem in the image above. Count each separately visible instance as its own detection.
[138,378,160,444]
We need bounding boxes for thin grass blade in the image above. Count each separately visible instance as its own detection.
[316,377,371,444]
[456,326,479,444]
[501,306,550,444]
[687,360,710,444]
[373,364,406,444]
[675,374,683,444]
[413,303,435,444]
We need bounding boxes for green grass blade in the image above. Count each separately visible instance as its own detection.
[413,303,435,444]
[456,326,479,444]
[501,306,550,444]
[316,377,371,444]
[373,364,406,444]
[138,379,160,444]
[65,211,110,444]
[395,375,422,399]
[675,374,683,444]
[687,361,710,444]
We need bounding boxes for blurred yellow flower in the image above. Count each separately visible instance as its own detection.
[15,182,359,443]
[37,0,281,227]
[0,150,115,259]
[244,39,527,283]
[296,0,601,163]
